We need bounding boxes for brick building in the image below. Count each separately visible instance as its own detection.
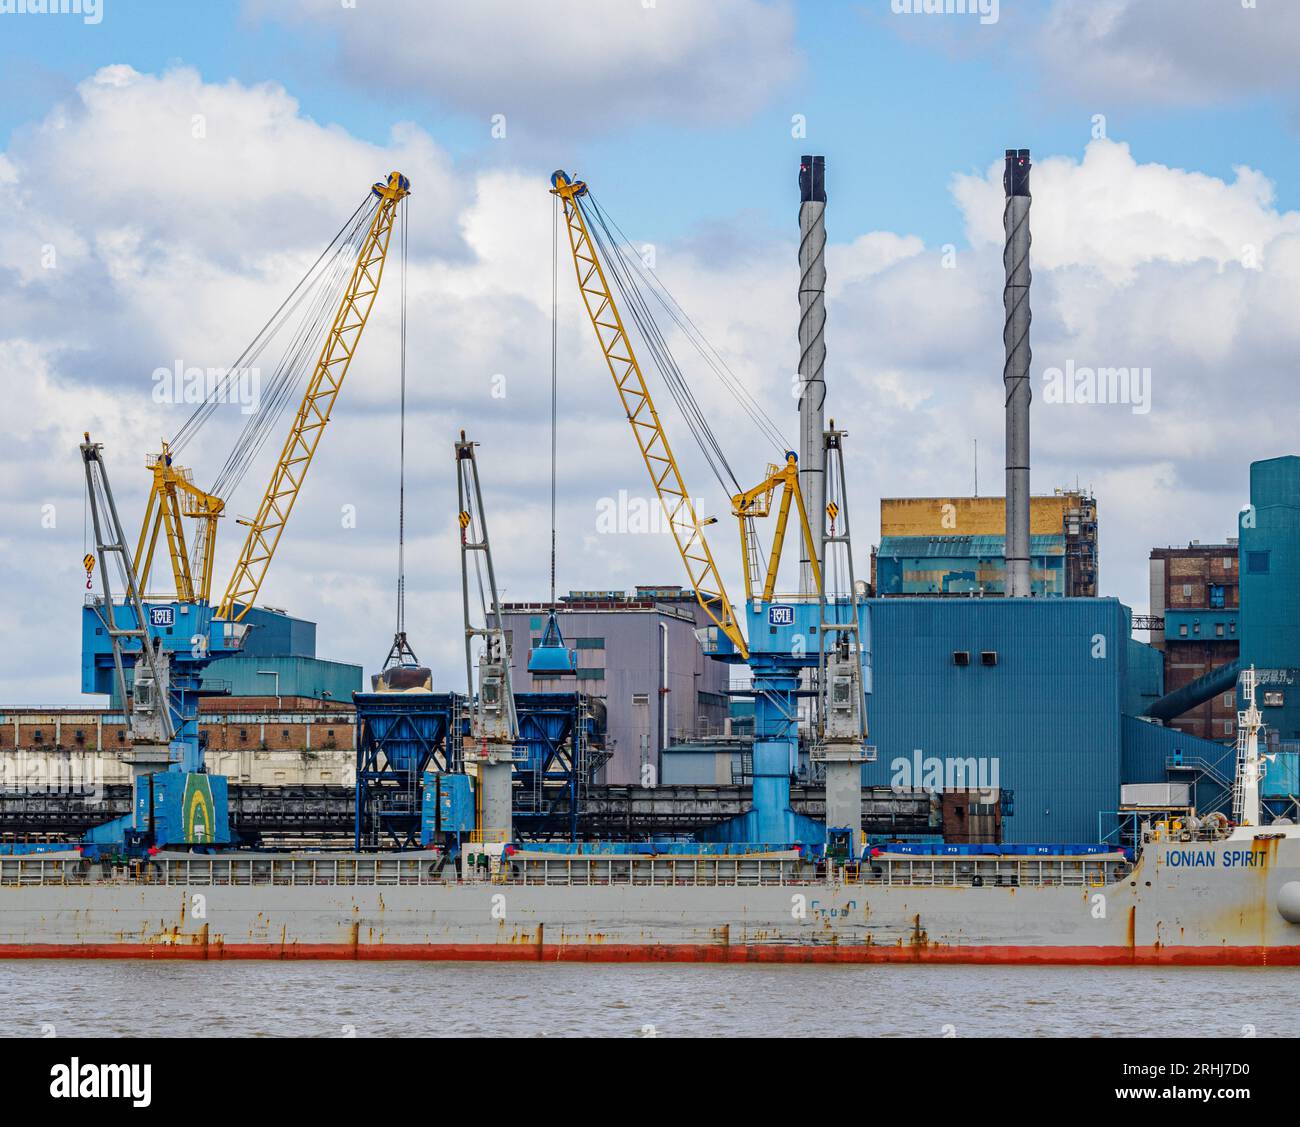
[1148,541,1240,742]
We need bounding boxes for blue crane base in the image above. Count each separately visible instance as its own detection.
[699,597,871,848]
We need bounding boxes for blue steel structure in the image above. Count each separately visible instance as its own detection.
[82,597,241,848]
[352,691,462,849]
[352,688,607,847]
[701,597,869,845]
[512,691,605,840]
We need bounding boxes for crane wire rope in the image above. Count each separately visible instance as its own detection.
[580,196,739,498]
[167,194,380,516]
[550,191,559,607]
[584,193,791,458]
[394,195,409,638]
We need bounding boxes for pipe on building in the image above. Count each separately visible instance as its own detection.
[798,154,827,595]
[1003,148,1032,598]
[1143,659,1241,724]
[658,621,669,783]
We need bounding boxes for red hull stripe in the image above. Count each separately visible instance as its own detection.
[1,942,1298,966]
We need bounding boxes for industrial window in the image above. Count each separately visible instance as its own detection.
[239,729,248,741]
[327,729,335,738]
[74,729,85,742]
[576,668,604,681]
[117,731,126,743]
[1215,623,1224,637]
[1224,720,1233,735]
[576,637,605,649]
[282,729,290,738]
[980,651,998,666]
[1209,584,1225,608]
[1182,584,1192,598]
[1179,625,1188,637]
[32,730,42,743]
[1264,691,1284,708]
[1223,693,1234,707]
[952,651,971,666]
[1225,557,1234,570]
[632,693,648,705]
[1247,551,1270,574]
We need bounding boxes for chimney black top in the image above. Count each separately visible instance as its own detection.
[799,154,826,203]
[1003,148,1031,197]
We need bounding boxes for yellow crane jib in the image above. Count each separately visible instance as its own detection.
[732,452,822,605]
[215,171,411,623]
[550,169,748,659]
[134,442,225,602]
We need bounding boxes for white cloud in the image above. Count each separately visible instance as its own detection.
[1038,0,1300,106]
[247,0,800,130]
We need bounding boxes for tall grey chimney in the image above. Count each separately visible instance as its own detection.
[798,154,826,594]
[1003,148,1032,598]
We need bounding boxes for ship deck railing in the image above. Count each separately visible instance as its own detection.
[0,853,1131,890]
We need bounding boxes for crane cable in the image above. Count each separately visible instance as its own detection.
[550,191,559,607]
[394,196,409,638]
[581,196,739,498]
[584,193,791,459]
[168,193,379,509]
[209,201,377,500]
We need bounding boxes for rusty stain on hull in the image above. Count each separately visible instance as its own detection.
[1,941,1299,966]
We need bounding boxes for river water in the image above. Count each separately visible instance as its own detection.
[3,962,1297,1037]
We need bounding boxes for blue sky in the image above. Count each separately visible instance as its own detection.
[4,0,1297,250]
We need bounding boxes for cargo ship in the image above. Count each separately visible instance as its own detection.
[1,820,1298,965]
[3,628,1298,966]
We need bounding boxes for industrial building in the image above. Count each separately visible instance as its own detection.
[873,491,1098,597]
[502,586,730,785]
[1148,540,1240,742]
[30,604,365,789]
[1239,457,1300,787]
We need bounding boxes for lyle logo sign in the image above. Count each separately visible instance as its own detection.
[768,604,795,627]
[149,607,175,628]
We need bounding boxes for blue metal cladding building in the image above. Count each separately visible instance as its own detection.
[863,598,1135,843]
[1240,456,1300,743]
